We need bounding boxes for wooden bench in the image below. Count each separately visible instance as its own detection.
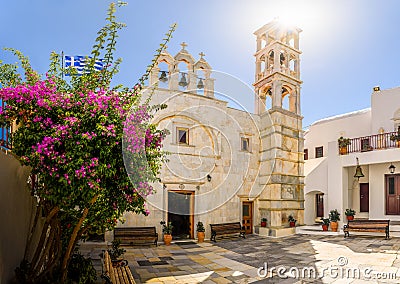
[114,227,158,246]
[210,222,245,242]
[343,219,390,239]
[102,250,136,284]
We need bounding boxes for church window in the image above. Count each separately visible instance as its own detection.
[177,128,189,144]
[241,137,250,152]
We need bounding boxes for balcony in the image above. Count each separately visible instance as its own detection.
[339,130,400,155]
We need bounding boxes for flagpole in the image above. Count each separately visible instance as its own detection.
[61,51,64,80]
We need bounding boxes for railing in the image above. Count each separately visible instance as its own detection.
[339,131,399,155]
[0,125,12,150]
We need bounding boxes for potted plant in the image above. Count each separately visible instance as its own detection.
[196,221,205,243]
[288,215,296,227]
[390,126,400,147]
[261,218,267,227]
[338,136,351,155]
[320,217,330,231]
[345,208,356,221]
[108,239,126,267]
[329,209,340,232]
[160,221,173,245]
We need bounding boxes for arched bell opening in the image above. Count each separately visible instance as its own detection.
[157,61,170,89]
[282,86,291,110]
[196,68,206,95]
[177,60,190,91]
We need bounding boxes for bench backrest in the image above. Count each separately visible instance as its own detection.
[347,220,389,227]
[114,227,157,236]
[210,222,242,232]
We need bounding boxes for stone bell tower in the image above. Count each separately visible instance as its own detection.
[254,20,304,237]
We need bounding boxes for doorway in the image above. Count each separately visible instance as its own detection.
[386,175,400,215]
[316,193,324,217]
[242,201,253,234]
[360,183,369,213]
[167,191,194,239]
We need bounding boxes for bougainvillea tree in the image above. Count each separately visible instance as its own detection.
[0,3,173,283]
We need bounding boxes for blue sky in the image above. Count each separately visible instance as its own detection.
[1,0,400,128]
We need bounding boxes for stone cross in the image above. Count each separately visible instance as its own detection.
[180,42,188,50]
[199,52,205,59]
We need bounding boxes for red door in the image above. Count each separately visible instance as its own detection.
[242,202,253,234]
[316,194,324,217]
[386,175,400,215]
[360,183,369,212]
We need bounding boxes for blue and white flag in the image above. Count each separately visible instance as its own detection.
[64,55,104,75]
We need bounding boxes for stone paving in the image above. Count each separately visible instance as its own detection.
[80,234,400,283]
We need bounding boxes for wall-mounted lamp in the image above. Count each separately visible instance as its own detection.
[389,163,396,174]
[354,157,365,180]
[163,184,167,190]
[207,174,212,182]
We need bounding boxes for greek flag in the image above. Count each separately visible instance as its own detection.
[64,55,104,75]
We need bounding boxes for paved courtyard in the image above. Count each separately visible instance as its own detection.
[80,234,400,283]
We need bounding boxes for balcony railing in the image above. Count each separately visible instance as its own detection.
[339,131,400,155]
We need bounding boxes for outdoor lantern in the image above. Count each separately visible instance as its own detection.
[159,71,168,83]
[197,78,204,89]
[389,164,396,174]
[354,157,365,180]
[207,174,212,182]
[178,73,188,87]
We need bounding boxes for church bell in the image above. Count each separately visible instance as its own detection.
[354,157,364,180]
[178,73,188,87]
[197,78,204,89]
[159,71,168,83]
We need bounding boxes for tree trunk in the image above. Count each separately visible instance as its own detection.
[28,206,59,281]
[60,195,98,282]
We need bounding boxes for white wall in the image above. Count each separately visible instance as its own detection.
[371,87,400,133]
[304,109,371,159]
[0,151,33,284]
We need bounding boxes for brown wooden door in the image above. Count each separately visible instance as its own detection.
[386,175,400,215]
[242,201,253,234]
[360,183,369,212]
[316,194,324,217]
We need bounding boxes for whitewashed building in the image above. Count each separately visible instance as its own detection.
[304,86,400,226]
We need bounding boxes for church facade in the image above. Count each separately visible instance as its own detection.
[115,21,305,240]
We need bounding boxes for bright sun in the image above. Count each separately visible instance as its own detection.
[268,0,328,31]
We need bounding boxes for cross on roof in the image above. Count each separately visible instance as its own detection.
[180,42,188,50]
[199,52,205,59]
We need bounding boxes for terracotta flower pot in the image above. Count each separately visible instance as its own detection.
[289,221,296,227]
[330,221,338,232]
[261,221,267,227]
[322,224,329,231]
[346,215,354,221]
[197,232,205,243]
[339,146,348,155]
[163,234,172,246]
